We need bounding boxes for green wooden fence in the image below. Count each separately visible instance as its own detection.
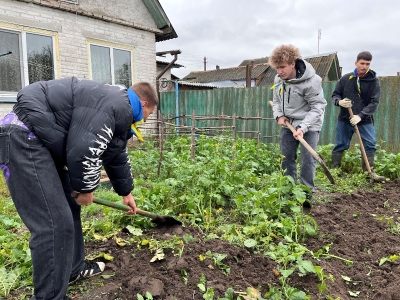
[160,76,400,153]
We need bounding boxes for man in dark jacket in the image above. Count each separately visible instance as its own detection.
[331,51,383,178]
[0,77,158,300]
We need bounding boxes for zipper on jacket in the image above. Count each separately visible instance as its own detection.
[288,88,291,103]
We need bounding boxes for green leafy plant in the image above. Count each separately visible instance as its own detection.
[200,251,231,275]
[137,291,153,300]
[2,135,400,297]
[379,254,399,266]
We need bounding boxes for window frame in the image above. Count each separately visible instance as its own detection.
[87,38,136,86]
[0,25,59,94]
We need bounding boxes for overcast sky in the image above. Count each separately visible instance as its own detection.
[156,0,400,79]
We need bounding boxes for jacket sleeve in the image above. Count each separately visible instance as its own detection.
[360,77,381,118]
[332,78,344,106]
[102,132,134,196]
[299,77,327,133]
[66,108,115,193]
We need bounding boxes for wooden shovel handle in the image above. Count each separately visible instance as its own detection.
[269,101,320,161]
[92,197,157,219]
[269,101,335,184]
[71,191,157,219]
[348,107,372,173]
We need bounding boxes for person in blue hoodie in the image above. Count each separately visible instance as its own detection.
[269,44,327,204]
[331,51,384,180]
[0,78,157,300]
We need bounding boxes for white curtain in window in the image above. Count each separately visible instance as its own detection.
[90,45,111,84]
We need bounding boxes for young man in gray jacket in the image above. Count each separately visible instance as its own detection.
[269,44,327,202]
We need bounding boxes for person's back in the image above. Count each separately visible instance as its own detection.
[0,78,158,300]
[13,78,133,171]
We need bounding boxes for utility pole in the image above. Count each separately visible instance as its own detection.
[318,29,321,54]
[204,56,207,71]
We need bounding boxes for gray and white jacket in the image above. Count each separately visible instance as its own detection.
[271,58,327,133]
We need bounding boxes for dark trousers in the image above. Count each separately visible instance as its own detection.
[332,121,377,154]
[279,127,320,192]
[0,124,84,300]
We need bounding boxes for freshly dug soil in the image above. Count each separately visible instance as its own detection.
[23,180,400,299]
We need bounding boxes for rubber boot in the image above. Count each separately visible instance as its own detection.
[331,152,343,169]
[363,154,386,182]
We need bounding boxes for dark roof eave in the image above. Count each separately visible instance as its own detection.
[156,25,178,42]
[143,0,178,42]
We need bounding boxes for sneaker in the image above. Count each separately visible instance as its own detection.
[69,260,105,284]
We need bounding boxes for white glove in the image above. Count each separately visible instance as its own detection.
[338,98,352,108]
[350,115,361,126]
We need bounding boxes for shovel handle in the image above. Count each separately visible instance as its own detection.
[269,101,335,184]
[348,107,372,174]
[269,101,320,161]
[93,198,157,219]
[71,191,156,219]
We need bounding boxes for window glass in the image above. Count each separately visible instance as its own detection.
[90,44,111,84]
[0,31,22,92]
[26,33,54,84]
[114,49,132,88]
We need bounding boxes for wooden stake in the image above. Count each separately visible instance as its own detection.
[191,109,196,159]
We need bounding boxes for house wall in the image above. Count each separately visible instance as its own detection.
[0,104,14,116]
[77,0,156,29]
[0,0,159,131]
[0,0,157,82]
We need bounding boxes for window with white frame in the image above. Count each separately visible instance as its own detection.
[89,44,132,88]
[0,29,55,92]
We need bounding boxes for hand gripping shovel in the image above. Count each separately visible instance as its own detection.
[347,107,385,182]
[269,101,335,184]
[71,192,182,226]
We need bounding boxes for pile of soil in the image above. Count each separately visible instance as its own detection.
[70,179,400,299]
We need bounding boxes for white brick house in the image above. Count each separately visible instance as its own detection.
[0,0,177,124]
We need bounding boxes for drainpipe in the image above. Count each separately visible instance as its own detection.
[155,49,181,120]
[175,80,179,132]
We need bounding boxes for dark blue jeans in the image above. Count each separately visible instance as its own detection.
[332,121,376,154]
[279,127,320,192]
[0,124,84,300]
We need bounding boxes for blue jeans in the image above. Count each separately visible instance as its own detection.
[279,128,320,192]
[0,123,84,300]
[332,121,376,154]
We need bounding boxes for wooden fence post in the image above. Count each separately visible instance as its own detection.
[157,113,164,176]
[232,113,236,171]
[257,110,260,145]
[191,109,196,159]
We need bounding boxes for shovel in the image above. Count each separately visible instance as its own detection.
[269,101,335,184]
[71,192,182,226]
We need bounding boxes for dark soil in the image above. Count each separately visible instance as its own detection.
[67,179,400,299]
